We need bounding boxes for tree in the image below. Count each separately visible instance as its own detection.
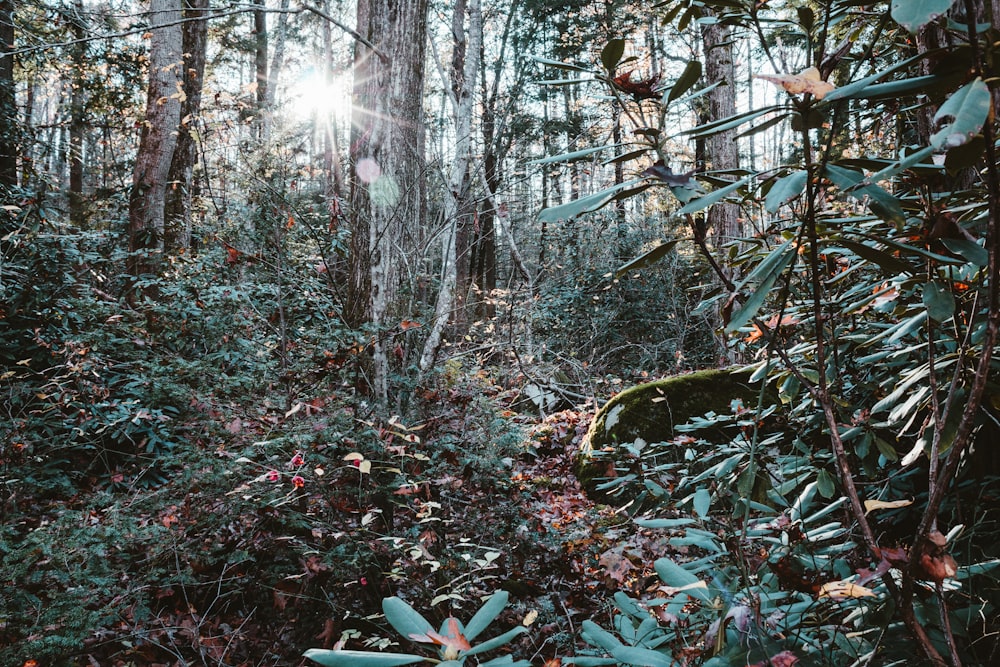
[346,0,430,403]
[419,0,483,370]
[164,0,209,251]
[0,0,16,189]
[127,0,183,286]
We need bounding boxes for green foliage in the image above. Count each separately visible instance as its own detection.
[303,592,531,667]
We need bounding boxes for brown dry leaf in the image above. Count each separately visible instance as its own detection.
[756,67,835,99]
[817,580,876,599]
[864,498,913,514]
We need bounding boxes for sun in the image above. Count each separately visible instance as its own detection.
[287,67,353,122]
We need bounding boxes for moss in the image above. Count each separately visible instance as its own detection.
[576,368,770,501]
[582,368,763,452]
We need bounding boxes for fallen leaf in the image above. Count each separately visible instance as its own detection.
[817,580,876,599]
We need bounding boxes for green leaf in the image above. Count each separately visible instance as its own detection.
[693,487,711,518]
[825,164,906,227]
[608,645,672,667]
[382,597,434,640]
[465,626,528,655]
[581,620,625,652]
[464,591,509,641]
[635,517,697,529]
[302,649,425,667]
[931,78,991,149]
[941,238,988,266]
[892,0,958,33]
[835,239,913,275]
[653,558,711,602]
[724,241,797,334]
[822,52,933,103]
[538,180,647,222]
[601,39,626,72]
[530,55,591,72]
[529,145,616,165]
[923,281,956,322]
[666,60,702,105]
[860,145,936,187]
[615,239,682,277]
[765,170,808,213]
[676,176,749,216]
[685,107,777,139]
[479,657,532,667]
[816,469,836,498]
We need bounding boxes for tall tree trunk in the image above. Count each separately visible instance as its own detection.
[347,0,430,403]
[68,0,86,226]
[701,15,740,244]
[419,0,482,370]
[0,0,17,189]
[165,0,209,252]
[253,2,269,138]
[127,0,183,287]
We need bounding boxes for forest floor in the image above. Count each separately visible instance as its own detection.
[2,372,678,667]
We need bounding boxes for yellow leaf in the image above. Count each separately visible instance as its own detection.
[523,609,539,626]
[343,452,364,461]
[864,498,913,514]
[756,66,835,99]
[358,460,372,474]
[818,580,876,599]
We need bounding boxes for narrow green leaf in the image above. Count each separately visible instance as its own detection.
[859,145,936,187]
[693,487,711,518]
[764,170,808,213]
[464,591,509,641]
[601,39,626,72]
[581,620,625,653]
[836,239,913,275]
[685,107,776,139]
[530,55,591,72]
[465,626,527,655]
[615,239,682,277]
[529,145,616,165]
[892,0,958,33]
[609,645,673,667]
[825,164,906,227]
[653,558,711,602]
[538,179,645,222]
[725,242,796,334]
[822,51,933,103]
[635,517,696,529]
[302,649,425,667]
[382,597,434,640]
[666,60,702,105]
[923,281,956,321]
[676,176,749,216]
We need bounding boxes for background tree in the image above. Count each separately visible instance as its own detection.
[127,0,183,285]
[0,0,16,189]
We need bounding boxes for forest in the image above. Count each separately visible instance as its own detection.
[3,0,1000,665]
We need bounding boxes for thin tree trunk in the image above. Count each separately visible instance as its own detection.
[0,0,15,189]
[165,0,208,252]
[68,0,86,226]
[127,0,183,287]
[419,0,482,371]
[253,2,269,139]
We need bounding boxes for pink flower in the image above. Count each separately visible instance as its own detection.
[291,475,305,488]
[290,452,305,467]
[267,469,280,482]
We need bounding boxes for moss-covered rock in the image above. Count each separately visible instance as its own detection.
[576,368,768,500]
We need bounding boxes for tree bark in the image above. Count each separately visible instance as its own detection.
[700,15,740,244]
[128,0,183,286]
[68,0,86,226]
[347,0,430,403]
[0,0,17,189]
[164,0,208,252]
